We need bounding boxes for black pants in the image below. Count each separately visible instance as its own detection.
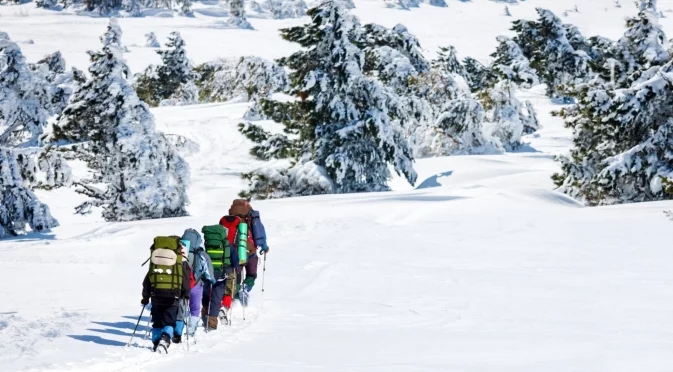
[150,302,178,329]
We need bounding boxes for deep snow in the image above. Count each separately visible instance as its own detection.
[2,1,673,371]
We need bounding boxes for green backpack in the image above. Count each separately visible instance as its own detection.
[202,225,230,273]
[148,236,183,299]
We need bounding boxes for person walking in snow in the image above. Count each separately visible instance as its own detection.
[180,229,216,336]
[142,236,191,352]
[220,199,269,308]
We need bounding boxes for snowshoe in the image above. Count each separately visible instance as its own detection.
[153,333,171,353]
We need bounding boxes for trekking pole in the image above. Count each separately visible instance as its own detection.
[261,251,267,293]
[184,299,190,351]
[126,306,146,347]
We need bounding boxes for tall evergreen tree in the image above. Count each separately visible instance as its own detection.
[0,36,50,148]
[0,147,59,238]
[240,1,417,198]
[48,19,190,221]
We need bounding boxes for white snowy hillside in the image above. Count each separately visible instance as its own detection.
[1,0,673,371]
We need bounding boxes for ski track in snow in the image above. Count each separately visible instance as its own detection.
[3,0,673,371]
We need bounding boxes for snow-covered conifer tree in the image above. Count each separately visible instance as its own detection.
[136,32,198,106]
[433,46,468,82]
[227,0,253,29]
[145,32,160,48]
[480,80,537,150]
[47,19,190,221]
[36,0,58,9]
[554,60,673,205]
[0,37,50,148]
[123,0,143,16]
[462,57,495,92]
[178,0,193,16]
[0,147,59,238]
[490,35,540,88]
[511,8,590,98]
[639,0,657,12]
[263,0,307,19]
[240,1,417,198]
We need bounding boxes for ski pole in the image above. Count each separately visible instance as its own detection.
[184,299,190,351]
[261,251,267,293]
[126,306,146,347]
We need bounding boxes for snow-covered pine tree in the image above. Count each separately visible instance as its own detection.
[36,0,58,8]
[123,0,143,16]
[227,0,253,29]
[585,7,669,89]
[463,57,496,92]
[145,32,160,48]
[85,0,123,15]
[480,80,538,150]
[511,8,590,98]
[425,0,446,6]
[433,46,469,82]
[554,60,673,205]
[639,0,657,12]
[47,19,190,221]
[177,0,193,16]
[522,100,539,134]
[236,56,289,119]
[135,32,198,106]
[361,23,428,74]
[490,35,540,88]
[240,1,417,198]
[414,49,500,157]
[31,51,86,116]
[0,36,50,148]
[0,147,59,238]
[263,0,307,19]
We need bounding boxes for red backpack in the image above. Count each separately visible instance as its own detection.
[220,216,255,256]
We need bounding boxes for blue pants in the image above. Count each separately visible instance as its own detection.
[151,326,174,343]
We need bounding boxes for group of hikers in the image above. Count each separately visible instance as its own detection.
[138,199,268,352]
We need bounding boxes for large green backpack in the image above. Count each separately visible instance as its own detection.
[148,236,183,299]
[202,225,230,273]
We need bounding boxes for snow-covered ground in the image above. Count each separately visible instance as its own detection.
[2,1,673,371]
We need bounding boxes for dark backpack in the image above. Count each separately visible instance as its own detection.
[147,236,183,299]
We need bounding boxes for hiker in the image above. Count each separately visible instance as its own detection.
[141,236,191,352]
[180,229,216,336]
[220,199,269,307]
[201,224,239,330]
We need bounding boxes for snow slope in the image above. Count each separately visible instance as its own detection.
[2,1,673,371]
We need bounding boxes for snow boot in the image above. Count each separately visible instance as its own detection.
[172,334,182,344]
[153,333,171,353]
[207,316,218,331]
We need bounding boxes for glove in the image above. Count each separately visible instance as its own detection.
[259,245,269,254]
[141,298,149,305]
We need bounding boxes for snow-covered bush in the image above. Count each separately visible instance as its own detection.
[0,147,59,239]
[240,1,417,198]
[47,19,190,222]
[463,57,495,92]
[225,0,253,29]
